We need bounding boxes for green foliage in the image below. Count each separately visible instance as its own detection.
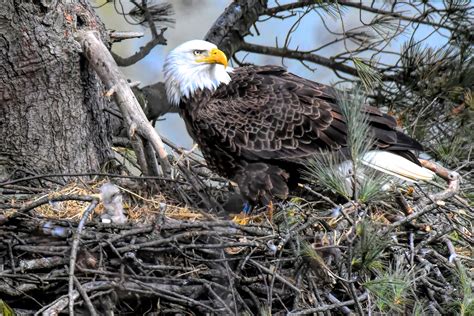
[352,220,388,273]
[453,264,474,316]
[353,57,382,93]
[304,150,351,200]
[304,88,389,202]
[0,300,15,316]
[302,241,327,267]
[274,200,306,226]
[363,259,418,313]
[412,300,430,316]
[356,167,390,203]
[432,135,465,165]
[313,0,344,19]
[399,40,473,104]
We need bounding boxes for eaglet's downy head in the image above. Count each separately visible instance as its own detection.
[163,40,231,106]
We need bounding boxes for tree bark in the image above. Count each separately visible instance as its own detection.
[205,0,268,57]
[0,0,112,180]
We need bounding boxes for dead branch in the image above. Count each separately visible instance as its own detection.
[68,199,99,316]
[112,28,167,66]
[109,31,144,42]
[75,30,170,174]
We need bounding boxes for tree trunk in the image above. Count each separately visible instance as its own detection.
[0,0,112,180]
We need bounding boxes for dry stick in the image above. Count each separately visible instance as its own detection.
[144,139,161,176]
[346,233,364,316]
[115,230,237,252]
[73,276,98,316]
[68,199,99,316]
[35,281,115,316]
[326,292,352,315]
[13,194,96,218]
[204,283,234,315]
[19,256,67,272]
[248,259,301,293]
[7,242,16,274]
[177,162,214,212]
[288,291,369,316]
[419,159,461,201]
[443,238,464,272]
[75,30,170,174]
[109,31,144,41]
[130,136,150,175]
[387,203,438,229]
[36,281,113,316]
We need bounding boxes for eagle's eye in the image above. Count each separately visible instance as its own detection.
[193,49,205,56]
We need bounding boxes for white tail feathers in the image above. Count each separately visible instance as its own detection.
[361,151,435,182]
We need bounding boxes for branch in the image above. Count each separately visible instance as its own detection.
[338,1,458,33]
[204,0,269,57]
[75,31,170,174]
[109,31,144,42]
[37,281,113,315]
[240,41,359,76]
[419,159,461,201]
[288,291,369,315]
[112,1,168,66]
[112,29,167,67]
[15,194,96,214]
[265,0,459,33]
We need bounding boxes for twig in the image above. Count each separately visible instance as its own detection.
[112,28,167,66]
[326,292,353,315]
[73,276,98,316]
[15,194,96,215]
[36,281,112,316]
[289,291,369,315]
[248,259,301,293]
[68,199,99,316]
[387,204,438,229]
[109,31,144,42]
[204,283,234,315]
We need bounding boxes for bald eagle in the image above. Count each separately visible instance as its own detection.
[163,40,434,205]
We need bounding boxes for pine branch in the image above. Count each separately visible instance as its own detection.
[240,41,359,76]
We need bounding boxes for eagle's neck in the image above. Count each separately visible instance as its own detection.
[163,59,231,106]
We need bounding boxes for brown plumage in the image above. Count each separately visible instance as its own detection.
[178,65,422,205]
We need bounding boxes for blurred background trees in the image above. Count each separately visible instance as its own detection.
[98,0,472,193]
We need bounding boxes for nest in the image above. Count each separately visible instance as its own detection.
[0,166,472,315]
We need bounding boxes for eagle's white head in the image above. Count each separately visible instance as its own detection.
[163,40,232,106]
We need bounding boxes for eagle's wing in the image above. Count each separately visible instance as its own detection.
[194,65,421,163]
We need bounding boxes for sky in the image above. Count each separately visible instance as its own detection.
[94,0,450,149]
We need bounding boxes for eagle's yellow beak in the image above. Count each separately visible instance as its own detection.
[197,48,228,68]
